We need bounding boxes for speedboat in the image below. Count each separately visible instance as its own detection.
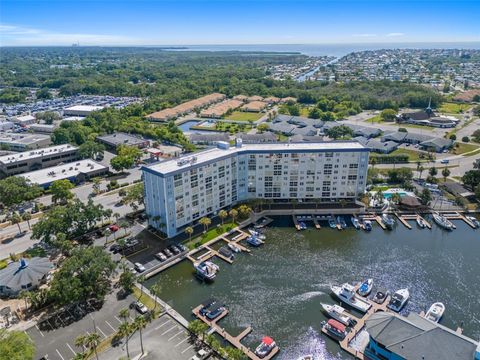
[205,303,226,320]
[387,288,409,312]
[328,217,336,228]
[381,214,395,230]
[227,243,241,253]
[299,221,307,230]
[331,283,372,313]
[337,216,347,229]
[218,246,234,260]
[364,220,372,232]
[255,336,276,358]
[296,356,314,360]
[357,278,373,297]
[372,288,389,304]
[246,235,263,247]
[248,228,266,239]
[416,217,426,228]
[194,261,219,281]
[433,213,454,231]
[322,319,347,341]
[321,303,356,326]
[351,217,360,229]
[466,216,480,228]
[425,302,445,323]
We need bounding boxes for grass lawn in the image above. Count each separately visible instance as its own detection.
[451,142,480,155]
[438,102,471,114]
[365,115,383,123]
[186,222,237,249]
[225,111,263,122]
[132,286,162,312]
[390,148,424,162]
[299,107,312,117]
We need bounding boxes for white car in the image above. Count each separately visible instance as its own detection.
[134,263,146,273]
[190,349,209,360]
[132,301,148,314]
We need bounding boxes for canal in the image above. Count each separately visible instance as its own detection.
[144,216,480,359]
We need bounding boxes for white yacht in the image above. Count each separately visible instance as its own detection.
[466,216,480,228]
[425,302,445,323]
[357,278,373,297]
[351,217,360,229]
[416,217,426,228]
[248,229,266,240]
[433,213,454,230]
[387,288,410,312]
[194,261,219,281]
[331,283,372,313]
[381,214,395,230]
[227,243,241,253]
[321,303,356,326]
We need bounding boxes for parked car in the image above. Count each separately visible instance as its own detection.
[155,252,167,261]
[134,263,146,273]
[109,244,121,253]
[169,245,181,255]
[440,159,450,164]
[130,301,148,314]
[190,349,209,360]
[178,244,188,252]
[163,249,173,258]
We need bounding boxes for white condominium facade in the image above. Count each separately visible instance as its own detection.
[142,141,369,238]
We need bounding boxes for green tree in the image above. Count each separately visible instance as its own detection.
[462,136,470,143]
[92,177,102,195]
[199,217,211,232]
[238,204,252,219]
[185,226,194,241]
[111,155,134,172]
[324,125,354,140]
[419,188,432,206]
[429,167,438,178]
[218,209,228,225]
[119,264,135,294]
[0,177,42,209]
[442,167,451,182]
[118,322,133,359]
[229,209,238,223]
[36,87,52,100]
[78,140,105,160]
[21,212,32,230]
[472,129,480,143]
[133,315,148,355]
[0,329,35,360]
[9,212,23,234]
[380,108,397,121]
[188,319,209,341]
[121,183,144,210]
[50,179,74,204]
[225,347,247,360]
[85,332,101,360]
[256,123,269,133]
[150,282,162,313]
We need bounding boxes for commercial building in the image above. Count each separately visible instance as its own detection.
[96,132,150,151]
[28,124,57,134]
[240,101,268,112]
[364,312,480,360]
[200,99,243,118]
[0,144,79,177]
[11,114,36,126]
[18,159,108,188]
[143,141,369,237]
[0,133,51,152]
[63,105,104,116]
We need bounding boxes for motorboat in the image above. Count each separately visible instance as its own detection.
[218,246,234,260]
[328,217,337,228]
[416,217,426,228]
[331,283,372,313]
[364,220,372,232]
[337,216,347,229]
[425,302,445,323]
[205,303,226,320]
[296,356,314,360]
[255,336,276,358]
[433,213,454,231]
[387,288,410,312]
[351,217,360,229]
[299,221,307,230]
[357,279,373,297]
[246,235,263,247]
[466,216,480,228]
[248,228,266,239]
[381,214,395,230]
[199,298,216,316]
[227,243,241,253]
[194,261,219,281]
[321,303,356,326]
[322,319,347,341]
[372,288,389,304]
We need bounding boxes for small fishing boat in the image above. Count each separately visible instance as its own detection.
[248,228,266,239]
[255,336,276,358]
[328,217,337,228]
[351,217,360,229]
[194,261,219,281]
[381,214,395,230]
[331,283,372,313]
[357,278,373,297]
[321,303,357,326]
[337,216,347,229]
[227,243,241,253]
[372,288,389,304]
[433,213,454,231]
[364,220,372,231]
[246,235,263,247]
[425,302,445,323]
[416,217,426,228]
[466,216,480,228]
[387,288,410,312]
[299,221,307,230]
[322,319,347,341]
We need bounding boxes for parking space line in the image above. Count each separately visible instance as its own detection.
[66,343,76,356]
[35,324,45,337]
[160,324,177,336]
[154,319,172,330]
[105,320,116,332]
[168,329,184,341]
[97,326,107,338]
[174,337,189,347]
[56,349,65,360]
[181,344,194,354]
[114,315,123,323]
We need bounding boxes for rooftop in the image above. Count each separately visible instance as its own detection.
[144,141,367,176]
[97,132,148,147]
[64,105,104,112]
[0,144,77,164]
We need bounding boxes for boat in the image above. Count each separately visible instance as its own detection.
[416,217,426,228]
[372,288,389,304]
[255,336,276,358]
[357,278,373,297]
[227,243,241,253]
[466,216,480,228]
[387,288,410,312]
[205,303,226,320]
[328,217,337,228]
[246,235,263,247]
[296,356,314,360]
[248,228,266,239]
[321,303,357,326]
[194,261,219,281]
[337,216,347,229]
[433,213,454,230]
[322,319,347,341]
[331,283,372,313]
[381,214,395,230]
[351,217,360,229]
[218,246,234,260]
[299,221,307,230]
[425,302,445,323]
[364,220,372,232]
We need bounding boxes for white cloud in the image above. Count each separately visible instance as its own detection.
[352,33,377,38]
[0,24,140,46]
[386,32,405,37]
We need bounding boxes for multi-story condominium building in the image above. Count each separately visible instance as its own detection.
[143,141,369,238]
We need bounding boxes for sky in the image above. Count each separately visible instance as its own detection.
[0,0,479,46]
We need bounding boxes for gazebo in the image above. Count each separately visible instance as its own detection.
[398,195,423,210]
[0,257,53,297]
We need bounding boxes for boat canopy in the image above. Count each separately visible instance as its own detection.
[262,336,274,345]
[327,319,346,332]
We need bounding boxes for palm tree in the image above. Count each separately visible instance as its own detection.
[238,205,252,219]
[118,322,133,359]
[150,282,161,313]
[442,167,451,183]
[185,226,193,241]
[85,332,101,360]
[21,212,32,230]
[134,316,148,355]
[9,212,22,234]
[119,308,130,324]
[218,210,228,225]
[75,334,87,353]
[229,209,238,224]
[137,275,146,301]
[418,165,425,181]
[370,156,377,170]
[18,290,29,311]
[199,217,211,232]
[114,212,121,224]
[104,209,113,225]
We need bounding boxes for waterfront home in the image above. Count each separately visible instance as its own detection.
[0,258,53,297]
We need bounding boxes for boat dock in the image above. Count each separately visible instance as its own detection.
[442,212,477,229]
[362,214,386,230]
[397,213,432,229]
[313,217,321,229]
[292,215,301,230]
[394,213,412,229]
[192,304,279,360]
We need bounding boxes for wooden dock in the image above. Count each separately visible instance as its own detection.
[192,305,279,360]
[443,212,477,229]
[292,215,301,230]
[313,217,321,229]
[395,213,412,229]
